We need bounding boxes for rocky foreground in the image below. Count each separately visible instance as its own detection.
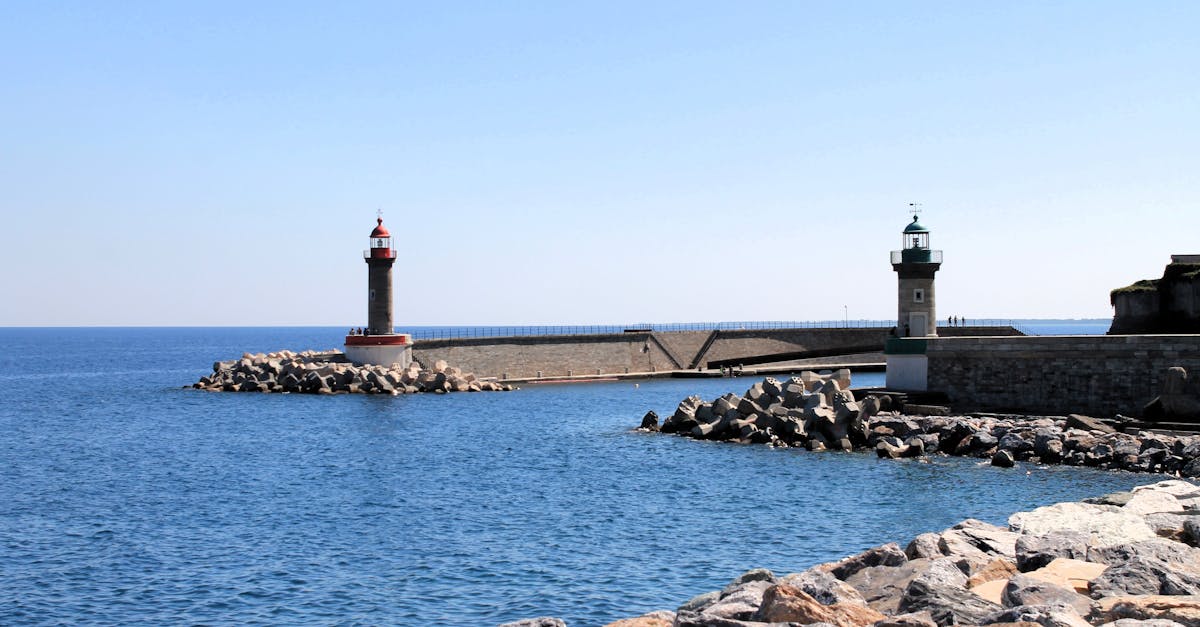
[639,374,1200,478]
[193,350,513,394]
[503,480,1200,627]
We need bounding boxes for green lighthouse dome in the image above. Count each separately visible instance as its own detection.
[903,215,928,234]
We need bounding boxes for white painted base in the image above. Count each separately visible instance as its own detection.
[886,354,928,391]
[344,344,413,368]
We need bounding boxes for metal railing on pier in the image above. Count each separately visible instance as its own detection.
[404,319,1028,341]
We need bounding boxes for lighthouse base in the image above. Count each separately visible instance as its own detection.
[884,338,928,392]
[344,334,413,368]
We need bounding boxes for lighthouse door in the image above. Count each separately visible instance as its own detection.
[908,312,928,337]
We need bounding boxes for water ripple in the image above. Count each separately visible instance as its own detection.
[0,328,1168,626]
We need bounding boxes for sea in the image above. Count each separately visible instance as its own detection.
[0,320,1157,626]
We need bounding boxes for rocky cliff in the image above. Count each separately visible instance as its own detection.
[1110,257,1200,334]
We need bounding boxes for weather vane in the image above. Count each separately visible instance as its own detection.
[377,207,384,219]
[908,202,922,217]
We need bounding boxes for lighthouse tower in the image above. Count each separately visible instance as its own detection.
[891,214,942,337]
[344,215,412,367]
[885,213,943,391]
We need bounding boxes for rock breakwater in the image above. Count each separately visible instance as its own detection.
[509,480,1200,627]
[639,374,1200,478]
[193,350,514,394]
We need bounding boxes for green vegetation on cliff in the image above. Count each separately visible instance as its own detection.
[1110,278,1159,296]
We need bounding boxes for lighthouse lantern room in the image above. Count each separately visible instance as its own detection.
[344,214,412,368]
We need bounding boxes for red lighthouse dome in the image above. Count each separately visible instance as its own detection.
[368,217,394,259]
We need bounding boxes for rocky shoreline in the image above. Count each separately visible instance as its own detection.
[192,350,514,394]
[638,374,1200,478]
[487,374,1200,626]
[503,479,1200,627]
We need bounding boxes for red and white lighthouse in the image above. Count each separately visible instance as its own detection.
[344,214,413,367]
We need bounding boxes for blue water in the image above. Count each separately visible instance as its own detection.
[1012,320,1110,336]
[0,326,1154,626]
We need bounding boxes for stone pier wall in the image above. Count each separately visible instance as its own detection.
[411,332,681,380]
[699,328,888,365]
[925,334,1200,416]
[412,326,1020,380]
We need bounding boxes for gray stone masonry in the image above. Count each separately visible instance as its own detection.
[412,327,1019,380]
[366,258,394,335]
[926,334,1200,416]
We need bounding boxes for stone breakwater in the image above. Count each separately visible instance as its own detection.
[503,480,1200,627]
[638,374,1200,478]
[193,350,514,394]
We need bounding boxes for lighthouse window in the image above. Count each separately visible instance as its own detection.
[369,289,376,302]
[913,289,925,304]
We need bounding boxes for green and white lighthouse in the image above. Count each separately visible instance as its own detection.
[891,214,942,337]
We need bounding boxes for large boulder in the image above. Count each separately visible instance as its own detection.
[690,569,777,621]
[602,610,675,627]
[780,568,867,606]
[1016,531,1093,572]
[1066,414,1117,434]
[936,531,993,574]
[966,558,1019,590]
[999,432,1036,459]
[754,583,884,626]
[1187,519,1200,548]
[1002,574,1094,615]
[1088,538,1200,571]
[1032,429,1065,459]
[898,576,1003,626]
[1024,558,1109,595]
[702,579,772,621]
[871,416,921,439]
[877,439,911,460]
[677,591,721,614]
[905,533,945,560]
[825,543,908,581]
[1144,512,1200,544]
[673,611,793,626]
[721,568,777,593]
[1009,502,1157,547]
[985,604,1093,627]
[845,559,932,615]
[955,430,1000,457]
[1092,595,1200,627]
[951,519,1019,558]
[1088,555,1200,598]
[1133,480,1200,502]
[1123,490,1185,516]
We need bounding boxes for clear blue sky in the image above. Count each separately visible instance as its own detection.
[2,1,1196,326]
